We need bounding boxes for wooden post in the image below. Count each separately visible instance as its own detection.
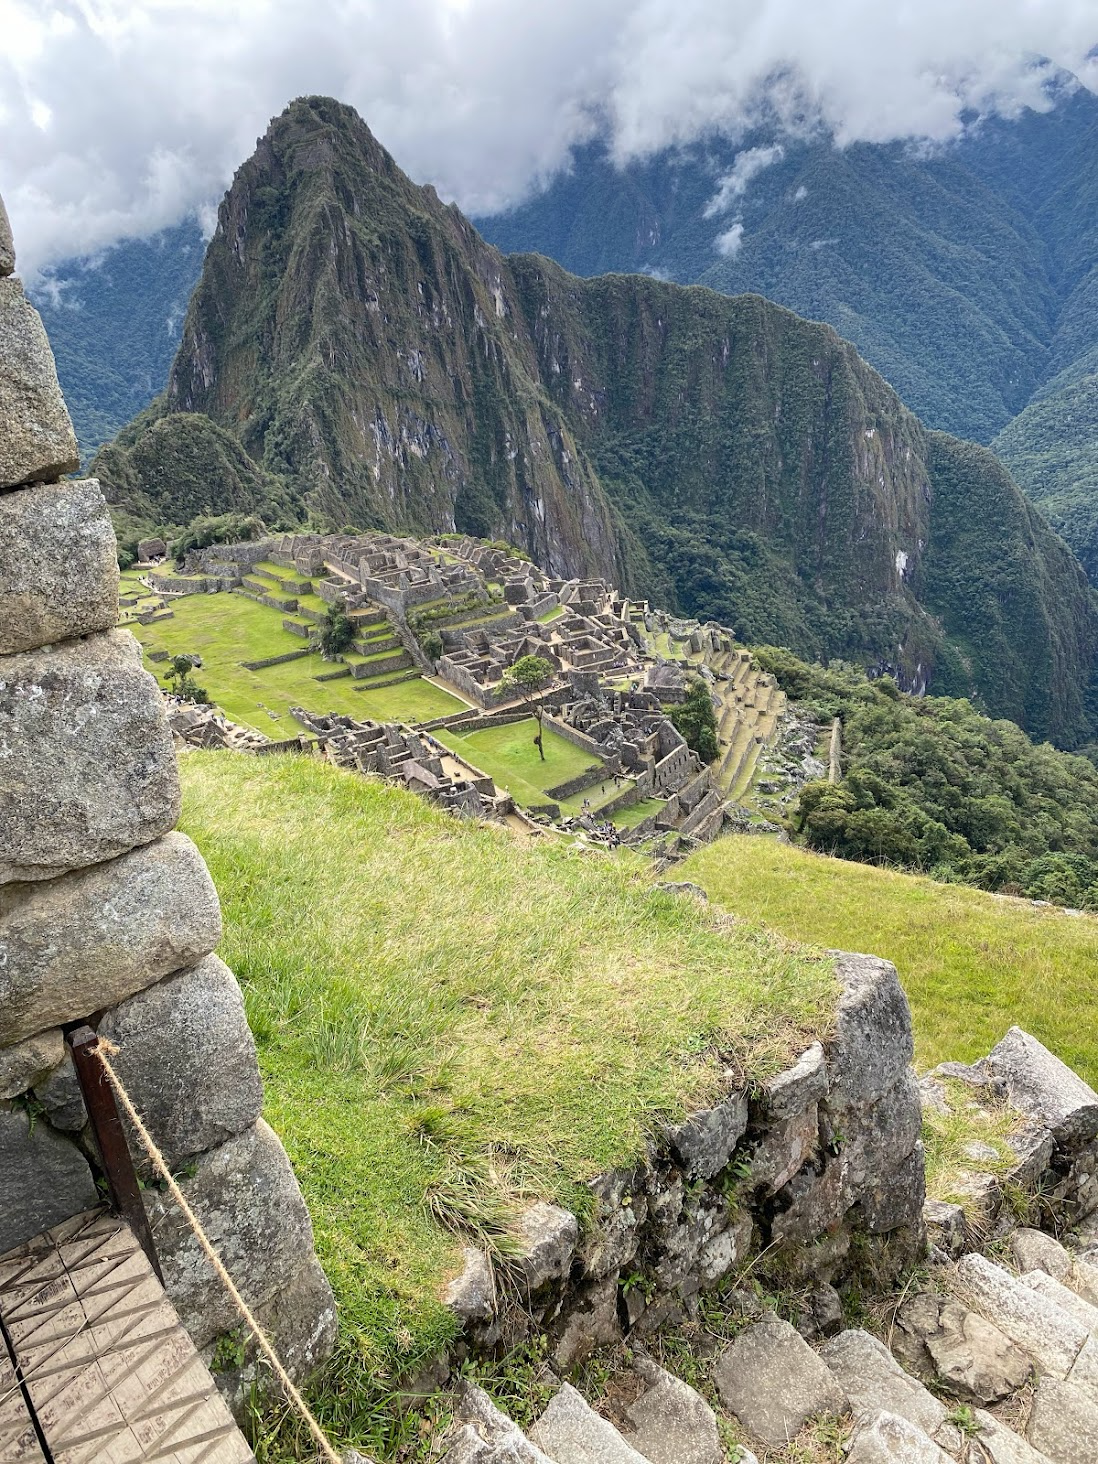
[66,1026,164,1283]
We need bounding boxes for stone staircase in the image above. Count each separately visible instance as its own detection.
[707,650,787,803]
[437,1217,1098,1463]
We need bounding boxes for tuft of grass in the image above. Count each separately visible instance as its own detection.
[680,836,1098,1084]
[922,1078,1025,1229]
[179,751,837,1448]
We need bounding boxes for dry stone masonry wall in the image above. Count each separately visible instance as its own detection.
[0,198,335,1403]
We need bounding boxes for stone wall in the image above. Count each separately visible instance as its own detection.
[0,203,336,1399]
[443,952,925,1369]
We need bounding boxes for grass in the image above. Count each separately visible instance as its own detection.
[679,836,1098,1085]
[611,797,666,830]
[126,590,463,730]
[178,751,836,1441]
[434,718,600,810]
[921,1078,1024,1222]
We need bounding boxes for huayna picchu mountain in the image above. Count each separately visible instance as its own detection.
[93,96,1098,748]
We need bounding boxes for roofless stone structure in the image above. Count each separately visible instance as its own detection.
[0,195,335,1401]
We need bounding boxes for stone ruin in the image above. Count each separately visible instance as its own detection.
[0,198,335,1403]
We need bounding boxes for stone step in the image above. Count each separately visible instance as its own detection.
[529,1383,647,1464]
[819,1330,962,1452]
[712,1317,846,1449]
[1021,1270,1098,1332]
[613,1355,721,1464]
[953,1252,1090,1380]
[439,1382,556,1464]
[845,1411,953,1463]
[1027,1376,1098,1464]
[1011,1228,1098,1309]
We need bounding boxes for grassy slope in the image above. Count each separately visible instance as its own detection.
[680,837,1098,1086]
[435,719,598,808]
[126,588,463,729]
[179,752,835,1385]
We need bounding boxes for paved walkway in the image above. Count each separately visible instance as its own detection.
[0,1209,253,1464]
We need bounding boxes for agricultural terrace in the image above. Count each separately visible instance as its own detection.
[178,750,836,1392]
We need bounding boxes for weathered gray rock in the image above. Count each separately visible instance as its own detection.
[713,1318,846,1447]
[1027,1377,1098,1463]
[923,1199,966,1258]
[986,1028,1098,1150]
[0,831,221,1045]
[749,1103,819,1194]
[893,1293,1030,1405]
[954,1252,1087,1377]
[0,277,78,489]
[666,1089,748,1181]
[0,478,118,654]
[620,1355,721,1464]
[0,1028,63,1099]
[1011,1228,1071,1281]
[147,1119,334,1357]
[856,1139,926,1234]
[0,194,13,276]
[531,1384,647,1464]
[513,1201,578,1291]
[770,1152,846,1245]
[971,1409,1054,1464]
[0,631,181,883]
[819,1329,958,1448]
[440,1383,556,1464]
[0,1101,98,1253]
[845,1411,953,1463]
[33,1051,87,1131]
[765,1041,828,1120]
[443,1247,496,1323]
[98,955,263,1172]
[1022,1269,1098,1332]
[552,1276,621,1367]
[825,953,914,1113]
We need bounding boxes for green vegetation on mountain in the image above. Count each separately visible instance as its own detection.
[29,218,205,460]
[179,748,835,1424]
[753,646,1098,905]
[93,96,1098,746]
[681,837,1098,1087]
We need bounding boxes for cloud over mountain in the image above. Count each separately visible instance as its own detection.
[2,0,1096,273]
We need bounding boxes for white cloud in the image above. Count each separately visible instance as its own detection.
[704,144,784,217]
[714,222,745,256]
[794,184,808,201]
[0,0,1095,274]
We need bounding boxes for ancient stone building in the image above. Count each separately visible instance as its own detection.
[0,196,336,1392]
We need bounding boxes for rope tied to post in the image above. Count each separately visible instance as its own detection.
[94,1036,343,1464]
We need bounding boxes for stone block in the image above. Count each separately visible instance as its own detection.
[1011,1227,1072,1280]
[550,1276,621,1367]
[98,954,264,1172]
[765,1041,828,1120]
[0,277,78,490]
[665,1089,748,1181]
[531,1383,647,1464]
[0,631,181,883]
[0,1028,63,1099]
[0,195,13,276]
[513,1201,578,1291]
[440,1383,556,1464]
[0,831,221,1045]
[0,478,118,654]
[845,1411,952,1464]
[620,1355,721,1464]
[923,1198,966,1258]
[713,1317,846,1447]
[33,1051,87,1131]
[211,1252,338,1400]
[954,1252,1087,1378]
[1027,1377,1098,1463]
[147,1119,333,1354]
[0,1101,98,1254]
[749,1104,819,1195]
[856,1141,926,1234]
[819,1328,957,1447]
[443,1247,496,1323]
[825,953,914,1114]
[986,1027,1098,1150]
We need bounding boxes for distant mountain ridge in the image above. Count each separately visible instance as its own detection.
[92,97,1098,747]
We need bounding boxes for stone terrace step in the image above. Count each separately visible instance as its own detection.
[953,1253,1092,1381]
[820,1330,962,1452]
[846,1411,953,1463]
[530,1383,647,1464]
[613,1355,722,1464]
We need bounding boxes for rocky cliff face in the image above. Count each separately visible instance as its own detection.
[94,97,1098,746]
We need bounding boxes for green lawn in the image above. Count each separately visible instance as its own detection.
[179,751,836,1423]
[612,797,667,829]
[127,590,463,730]
[435,718,600,809]
[680,836,1098,1085]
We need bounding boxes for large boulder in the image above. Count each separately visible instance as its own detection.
[145,1119,334,1359]
[986,1027,1098,1150]
[0,478,119,654]
[825,953,914,1113]
[713,1317,846,1447]
[0,1102,98,1254]
[0,277,78,489]
[0,831,221,1045]
[98,954,264,1172]
[0,630,181,883]
[0,1028,63,1100]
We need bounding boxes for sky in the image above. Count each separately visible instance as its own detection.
[2,0,1097,276]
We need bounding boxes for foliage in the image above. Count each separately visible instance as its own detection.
[319,597,355,659]
[171,511,267,566]
[679,834,1098,1085]
[668,678,720,763]
[754,646,1098,905]
[163,653,209,703]
[179,749,835,1448]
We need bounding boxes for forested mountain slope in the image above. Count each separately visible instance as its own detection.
[93,96,1098,746]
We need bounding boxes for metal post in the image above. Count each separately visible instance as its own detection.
[66,1026,164,1283]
